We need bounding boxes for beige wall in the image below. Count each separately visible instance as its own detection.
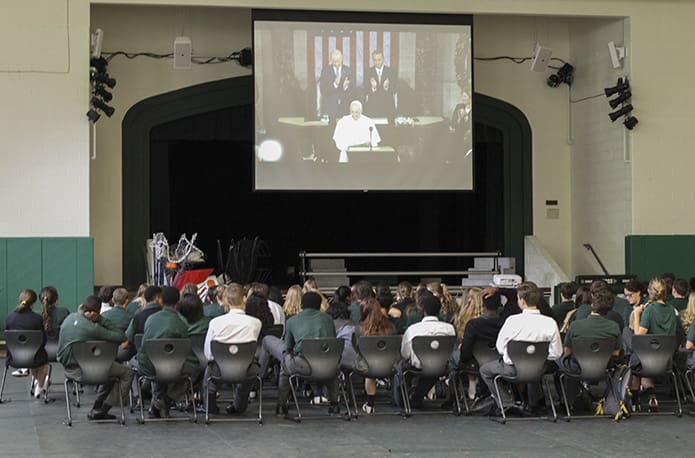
[0,0,90,237]
[90,5,252,284]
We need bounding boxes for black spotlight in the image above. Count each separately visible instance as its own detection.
[547,63,574,87]
[92,72,116,88]
[609,104,633,122]
[86,108,101,123]
[92,97,115,117]
[624,116,639,130]
[608,90,632,109]
[94,85,113,102]
[604,77,630,97]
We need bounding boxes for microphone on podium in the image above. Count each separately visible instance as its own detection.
[369,126,373,152]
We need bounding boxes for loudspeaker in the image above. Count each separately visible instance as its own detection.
[530,46,552,72]
[174,36,192,69]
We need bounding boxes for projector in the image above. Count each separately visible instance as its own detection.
[491,274,522,288]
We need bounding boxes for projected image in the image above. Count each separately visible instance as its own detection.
[254,16,472,191]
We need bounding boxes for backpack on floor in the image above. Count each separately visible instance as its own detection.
[595,364,632,421]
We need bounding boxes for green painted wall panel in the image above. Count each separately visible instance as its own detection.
[625,235,695,280]
[42,238,79,313]
[0,240,7,337]
[6,239,43,305]
[76,238,95,311]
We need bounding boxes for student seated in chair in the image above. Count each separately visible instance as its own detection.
[557,288,622,407]
[630,277,680,412]
[101,288,132,332]
[478,282,562,414]
[137,286,199,418]
[203,286,262,415]
[392,292,455,409]
[57,295,133,420]
[261,291,338,418]
[125,285,163,347]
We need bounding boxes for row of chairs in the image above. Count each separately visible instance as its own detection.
[2,330,691,426]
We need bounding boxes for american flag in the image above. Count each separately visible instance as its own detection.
[197,276,219,301]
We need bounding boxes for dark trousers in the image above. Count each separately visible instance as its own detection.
[480,359,517,407]
[205,361,259,414]
[152,361,199,402]
[64,363,133,409]
[392,360,438,408]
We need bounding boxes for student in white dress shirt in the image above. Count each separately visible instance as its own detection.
[203,287,262,415]
[392,293,455,409]
[479,281,562,412]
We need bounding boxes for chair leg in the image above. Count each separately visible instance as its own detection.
[257,376,263,424]
[136,376,145,424]
[64,379,72,427]
[288,375,302,421]
[558,373,572,420]
[0,364,9,403]
[542,376,558,422]
[672,371,683,417]
[684,369,695,405]
[338,373,351,419]
[44,364,52,404]
[347,372,359,418]
[204,377,210,424]
[74,383,81,408]
[117,377,126,425]
[492,376,506,424]
[189,377,198,423]
[400,372,411,417]
[451,372,463,416]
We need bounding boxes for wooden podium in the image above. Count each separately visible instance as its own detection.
[346,145,398,163]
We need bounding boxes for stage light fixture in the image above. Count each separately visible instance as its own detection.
[624,116,639,130]
[609,104,633,122]
[86,108,101,123]
[92,97,115,117]
[604,77,629,97]
[94,85,113,102]
[547,63,574,88]
[92,72,116,89]
[609,90,632,109]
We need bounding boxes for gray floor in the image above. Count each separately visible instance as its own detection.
[0,361,693,458]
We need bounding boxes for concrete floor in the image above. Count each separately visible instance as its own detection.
[0,360,693,458]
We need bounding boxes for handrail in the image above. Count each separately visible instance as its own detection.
[300,251,501,258]
[304,270,498,276]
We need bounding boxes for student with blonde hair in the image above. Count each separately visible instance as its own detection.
[283,285,303,317]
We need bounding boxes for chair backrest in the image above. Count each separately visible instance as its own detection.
[300,338,344,382]
[472,339,499,367]
[357,335,403,378]
[115,344,134,363]
[210,341,257,384]
[631,334,676,377]
[134,333,144,351]
[189,334,207,370]
[71,340,119,385]
[411,335,457,377]
[45,333,60,362]
[506,340,550,383]
[143,338,191,383]
[4,330,45,368]
[570,337,616,381]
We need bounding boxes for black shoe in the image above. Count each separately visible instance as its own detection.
[88,409,116,420]
[275,403,289,418]
[152,397,170,418]
[225,404,239,415]
[148,406,161,419]
[470,396,497,416]
[328,403,341,415]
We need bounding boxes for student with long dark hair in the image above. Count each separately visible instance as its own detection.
[359,298,395,414]
[40,286,69,338]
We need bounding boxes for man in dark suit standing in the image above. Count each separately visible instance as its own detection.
[364,50,396,122]
[319,49,353,121]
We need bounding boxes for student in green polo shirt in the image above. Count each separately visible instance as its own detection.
[102,288,132,331]
[557,289,622,408]
[203,285,225,318]
[552,282,576,326]
[668,278,689,312]
[57,295,133,420]
[631,277,680,412]
[137,286,198,418]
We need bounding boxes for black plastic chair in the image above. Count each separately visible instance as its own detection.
[1,330,47,404]
[491,340,557,424]
[189,334,208,371]
[63,340,125,426]
[631,334,682,416]
[401,335,459,417]
[205,341,262,424]
[456,339,499,415]
[557,337,616,419]
[288,338,351,421]
[136,338,197,423]
[347,335,402,417]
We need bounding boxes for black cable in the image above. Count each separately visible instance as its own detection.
[103,51,173,62]
[475,56,568,65]
[569,93,604,104]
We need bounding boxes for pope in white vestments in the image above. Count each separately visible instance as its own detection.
[332,100,381,163]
